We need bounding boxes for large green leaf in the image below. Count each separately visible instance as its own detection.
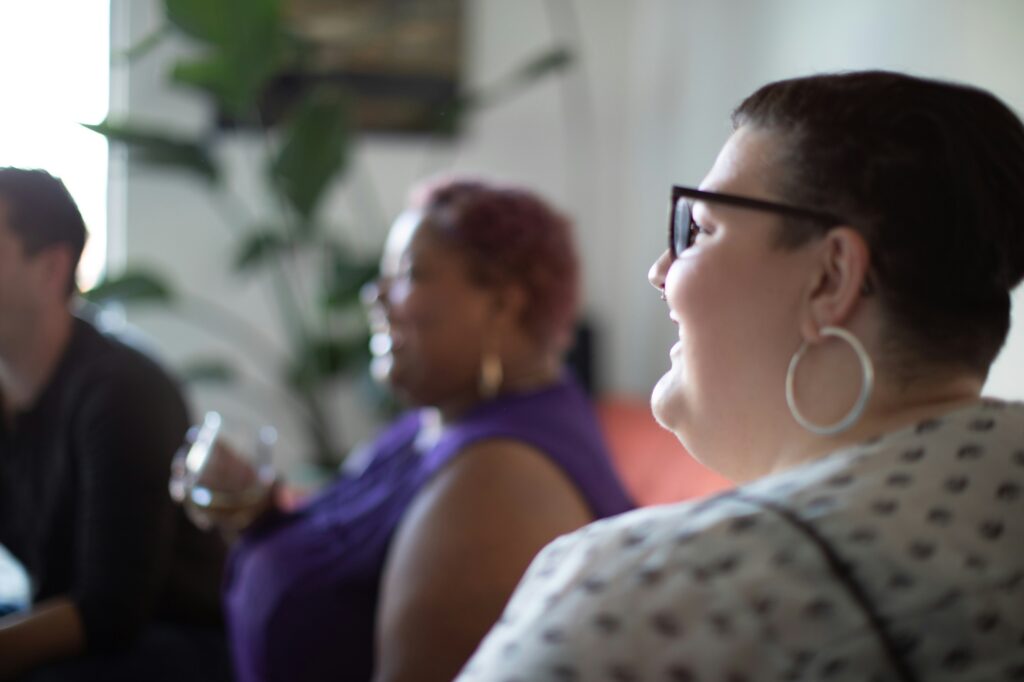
[171,50,281,120]
[83,270,175,305]
[171,56,236,109]
[165,0,227,43]
[323,248,379,309]
[287,334,370,389]
[179,358,238,385]
[166,0,288,118]
[270,90,351,222]
[166,0,277,46]
[83,120,218,182]
[233,230,292,273]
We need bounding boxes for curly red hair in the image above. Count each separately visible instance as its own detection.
[408,176,580,351]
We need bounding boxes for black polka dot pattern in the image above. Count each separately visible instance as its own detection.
[456,402,1024,682]
[664,665,696,682]
[593,613,620,634]
[927,507,953,525]
[649,610,682,637]
[997,483,1020,501]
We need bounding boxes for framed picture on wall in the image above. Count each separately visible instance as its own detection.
[253,0,463,136]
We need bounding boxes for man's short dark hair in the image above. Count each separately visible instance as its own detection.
[732,71,1024,379]
[0,167,87,297]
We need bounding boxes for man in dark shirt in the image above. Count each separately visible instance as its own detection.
[0,168,228,680]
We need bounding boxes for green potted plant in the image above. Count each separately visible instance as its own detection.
[86,0,573,471]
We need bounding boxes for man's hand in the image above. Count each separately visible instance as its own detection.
[0,597,85,680]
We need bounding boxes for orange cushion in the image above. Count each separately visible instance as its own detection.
[596,397,732,506]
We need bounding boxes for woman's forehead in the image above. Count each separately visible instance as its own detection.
[689,128,787,225]
[380,209,424,270]
[381,209,471,274]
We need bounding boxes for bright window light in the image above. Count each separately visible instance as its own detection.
[0,0,110,290]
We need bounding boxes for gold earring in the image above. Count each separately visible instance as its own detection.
[479,351,503,399]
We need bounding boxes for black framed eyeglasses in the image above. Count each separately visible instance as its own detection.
[669,184,847,259]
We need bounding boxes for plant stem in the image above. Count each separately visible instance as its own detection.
[256,120,318,331]
[348,152,390,247]
[211,190,310,354]
[253,115,344,466]
[297,384,342,469]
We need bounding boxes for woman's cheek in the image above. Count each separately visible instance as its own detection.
[664,259,704,320]
[388,279,412,307]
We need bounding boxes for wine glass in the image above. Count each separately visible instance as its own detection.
[169,411,278,532]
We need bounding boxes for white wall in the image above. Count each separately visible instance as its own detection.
[611,0,1024,400]
[110,0,1024,469]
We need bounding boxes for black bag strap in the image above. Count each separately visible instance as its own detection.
[732,490,920,682]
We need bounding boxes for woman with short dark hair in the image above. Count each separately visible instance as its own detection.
[457,71,1024,681]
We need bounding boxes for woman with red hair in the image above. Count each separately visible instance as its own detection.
[186,178,633,682]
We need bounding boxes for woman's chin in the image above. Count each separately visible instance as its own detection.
[379,365,428,407]
[650,371,684,434]
[372,357,413,400]
[370,355,394,385]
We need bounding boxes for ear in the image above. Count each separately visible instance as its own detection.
[799,227,871,341]
[485,281,528,332]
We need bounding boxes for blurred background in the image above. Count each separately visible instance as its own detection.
[4,0,1023,478]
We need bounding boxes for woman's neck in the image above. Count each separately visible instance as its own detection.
[766,372,984,480]
[434,352,562,426]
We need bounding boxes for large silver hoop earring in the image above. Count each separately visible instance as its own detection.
[479,351,503,399]
[785,326,874,436]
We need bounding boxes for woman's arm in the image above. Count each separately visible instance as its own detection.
[373,438,594,682]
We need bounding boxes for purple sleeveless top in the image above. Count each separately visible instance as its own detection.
[222,373,633,682]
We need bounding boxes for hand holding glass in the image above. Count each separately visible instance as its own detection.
[169,412,279,532]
